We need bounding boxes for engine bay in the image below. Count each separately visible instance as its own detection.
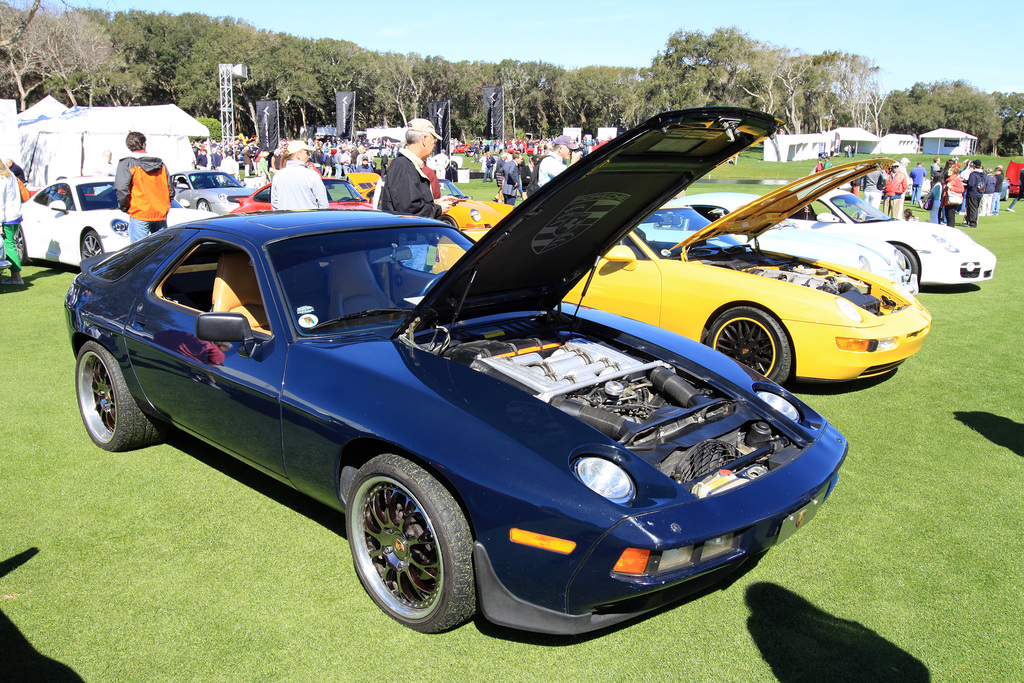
[438,324,795,496]
[695,251,904,316]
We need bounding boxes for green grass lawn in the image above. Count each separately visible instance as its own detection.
[2,195,1023,681]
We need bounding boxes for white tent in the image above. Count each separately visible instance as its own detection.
[876,134,918,155]
[831,127,880,154]
[920,128,977,156]
[762,132,829,162]
[19,104,208,186]
[364,126,406,142]
[16,95,69,125]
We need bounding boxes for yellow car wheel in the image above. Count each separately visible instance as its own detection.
[707,307,792,383]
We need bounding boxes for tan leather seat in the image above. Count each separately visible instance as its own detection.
[330,251,392,318]
[211,251,270,334]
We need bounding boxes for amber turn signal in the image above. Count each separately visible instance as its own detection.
[509,528,577,554]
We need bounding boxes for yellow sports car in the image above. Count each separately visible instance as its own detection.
[566,161,932,383]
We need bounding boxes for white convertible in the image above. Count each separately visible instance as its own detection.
[16,177,214,267]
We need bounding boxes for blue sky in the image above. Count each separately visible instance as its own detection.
[70,0,1022,94]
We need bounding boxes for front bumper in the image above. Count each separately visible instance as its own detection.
[920,244,996,285]
[475,431,846,634]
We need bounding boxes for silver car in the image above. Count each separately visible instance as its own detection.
[171,171,252,214]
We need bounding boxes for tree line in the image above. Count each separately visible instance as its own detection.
[1,2,1021,154]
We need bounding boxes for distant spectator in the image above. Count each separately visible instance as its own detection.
[1,158,24,285]
[981,168,996,216]
[3,158,25,184]
[89,150,116,177]
[964,160,985,227]
[537,135,580,187]
[992,166,1004,215]
[270,140,329,211]
[926,173,943,224]
[909,162,927,206]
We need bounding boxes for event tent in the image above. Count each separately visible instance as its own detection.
[762,132,829,162]
[19,104,208,186]
[920,128,978,156]
[16,95,69,125]
[876,134,918,155]
[832,127,880,154]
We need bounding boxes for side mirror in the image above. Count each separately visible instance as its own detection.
[175,181,189,189]
[50,200,68,213]
[603,244,638,271]
[816,212,841,223]
[197,312,256,358]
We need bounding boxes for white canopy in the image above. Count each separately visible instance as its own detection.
[364,127,406,142]
[920,128,978,156]
[831,127,880,154]
[17,95,69,124]
[19,104,208,186]
[876,134,918,155]
[762,132,829,162]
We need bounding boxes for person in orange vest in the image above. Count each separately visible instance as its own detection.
[115,131,173,243]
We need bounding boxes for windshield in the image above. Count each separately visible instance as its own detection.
[268,226,471,335]
[188,172,243,189]
[632,206,746,256]
[828,192,893,224]
[438,180,468,199]
[76,182,119,211]
[323,179,365,203]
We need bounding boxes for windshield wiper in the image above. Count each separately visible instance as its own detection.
[309,308,409,330]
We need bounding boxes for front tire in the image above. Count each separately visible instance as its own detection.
[76,341,165,451]
[196,199,211,212]
[890,242,921,282]
[13,225,29,266]
[347,454,475,632]
[80,229,104,261]
[706,306,793,383]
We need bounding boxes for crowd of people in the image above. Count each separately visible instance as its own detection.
[851,155,1020,227]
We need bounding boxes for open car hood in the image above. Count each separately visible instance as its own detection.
[399,107,783,337]
[675,158,894,249]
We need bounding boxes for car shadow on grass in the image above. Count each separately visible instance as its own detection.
[165,430,348,538]
[473,552,768,644]
[918,283,981,295]
[953,411,1024,457]
[0,548,85,682]
[746,582,929,682]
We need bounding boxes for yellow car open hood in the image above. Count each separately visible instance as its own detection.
[676,158,895,250]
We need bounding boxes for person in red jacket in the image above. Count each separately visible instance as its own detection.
[114,131,173,243]
[883,161,908,218]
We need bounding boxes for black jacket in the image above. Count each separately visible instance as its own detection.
[378,153,442,220]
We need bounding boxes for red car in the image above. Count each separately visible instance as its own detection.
[229,178,373,213]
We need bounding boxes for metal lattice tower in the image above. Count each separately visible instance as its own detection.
[218,64,235,148]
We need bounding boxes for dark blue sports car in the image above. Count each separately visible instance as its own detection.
[66,108,846,635]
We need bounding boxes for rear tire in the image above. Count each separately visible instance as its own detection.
[706,306,792,383]
[76,341,165,451]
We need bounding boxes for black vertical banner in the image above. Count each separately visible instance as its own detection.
[482,86,503,141]
[256,99,280,153]
[336,91,356,140]
[428,100,450,156]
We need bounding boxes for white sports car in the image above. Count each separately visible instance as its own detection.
[15,177,214,267]
[788,190,996,286]
[680,191,918,295]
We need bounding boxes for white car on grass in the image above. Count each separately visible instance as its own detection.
[15,177,215,267]
[788,189,996,286]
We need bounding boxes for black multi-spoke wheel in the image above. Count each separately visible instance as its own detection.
[706,306,792,383]
[76,341,165,451]
[347,454,474,632]
[80,229,104,260]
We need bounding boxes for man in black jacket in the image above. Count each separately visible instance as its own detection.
[379,118,455,220]
[965,160,985,227]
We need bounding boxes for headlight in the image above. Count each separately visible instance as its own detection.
[835,297,863,322]
[217,193,228,203]
[857,255,871,272]
[931,234,959,253]
[756,391,800,421]
[110,219,128,236]
[574,457,634,504]
[469,208,481,222]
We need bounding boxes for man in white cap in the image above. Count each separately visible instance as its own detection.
[536,135,580,188]
[271,140,329,210]
[378,118,456,219]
